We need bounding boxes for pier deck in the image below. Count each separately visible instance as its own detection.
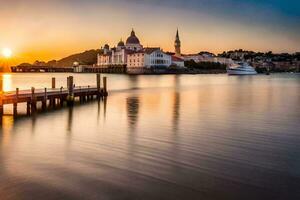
[0,74,107,116]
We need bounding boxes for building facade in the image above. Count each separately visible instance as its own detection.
[183,53,234,66]
[171,55,185,68]
[127,48,172,69]
[97,29,173,70]
[97,29,141,67]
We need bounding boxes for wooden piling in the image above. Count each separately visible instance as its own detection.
[13,88,19,116]
[50,77,56,107]
[97,74,101,99]
[52,77,56,89]
[87,85,90,100]
[27,101,31,115]
[42,88,47,110]
[31,87,37,113]
[67,76,74,106]
[60,87,64,107]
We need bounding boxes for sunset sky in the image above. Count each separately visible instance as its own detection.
[0,0,299,65]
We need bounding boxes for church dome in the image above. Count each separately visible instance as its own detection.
[117,40,125,47]
[126,29,140,45]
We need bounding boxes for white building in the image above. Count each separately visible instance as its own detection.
[127,48,172,69]
[97,29,141,67]
[183,54,204,63]
[97,29,186,72]
[183,53,234,66]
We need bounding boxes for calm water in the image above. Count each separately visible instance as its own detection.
[0,73,300,200]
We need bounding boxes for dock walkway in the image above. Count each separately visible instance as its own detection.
[0,74,107,116]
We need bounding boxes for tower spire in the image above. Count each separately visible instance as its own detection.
[175,28,181,56]
[131,28,135,36]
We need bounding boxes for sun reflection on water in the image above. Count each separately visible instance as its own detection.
[0,73,13,92]
[2,74,12,92]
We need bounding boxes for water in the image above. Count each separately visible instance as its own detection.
[0,73,300,200]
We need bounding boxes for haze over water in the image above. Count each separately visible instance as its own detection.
[0,73,300,199]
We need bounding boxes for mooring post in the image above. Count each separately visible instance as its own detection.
[87,85,90,100]
[50,77,56,107]
[52,77,56,89]
[13,88,19,116]
[103,77,108,96]
[79,86,82,102]
[31,87,37,113]
[97,74,101,99]
[67,76,70,89]
[67,76,74,106]
[42,88,47,110]
[26,101,31,115]
[60,87,64,107]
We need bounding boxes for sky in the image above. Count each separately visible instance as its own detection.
[0,0,299,64]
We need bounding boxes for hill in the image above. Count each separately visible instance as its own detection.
[18,49,102,67]
[54,49,101,67]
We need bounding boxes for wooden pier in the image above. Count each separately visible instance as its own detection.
[0,74,108,117]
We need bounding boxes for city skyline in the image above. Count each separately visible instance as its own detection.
[0,0,299,65]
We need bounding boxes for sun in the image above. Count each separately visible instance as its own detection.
[2,48,12,58]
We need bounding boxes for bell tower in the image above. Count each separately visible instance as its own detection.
[174,29,181,57]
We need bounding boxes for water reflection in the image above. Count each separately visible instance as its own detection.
[97,100,101,123]
[0,116,14,147]
[0,74,299,200]
[31,115,37,135]
[172,76,181,132]
[128,75,139,90]
[1,74,12,92]
[126,96,140,132]
[103,97,107,120]
[67,107,73,132]
[171,76,181,170]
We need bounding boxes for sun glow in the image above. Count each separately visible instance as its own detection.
[2,48,12,58]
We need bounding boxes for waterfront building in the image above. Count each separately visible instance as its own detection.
[171,56,185,68]
[97,51,112,66]
[97,29,173,71]
[97,29,142,67]
[183,53,233,66]
[127,48,172,69]
[183,54,204,63]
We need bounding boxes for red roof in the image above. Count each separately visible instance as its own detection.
[172,55,184,62]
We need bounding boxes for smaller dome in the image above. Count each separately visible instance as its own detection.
[117,40,125,47]
[104,44,109,49]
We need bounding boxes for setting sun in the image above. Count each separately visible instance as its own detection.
[2,48,12,58]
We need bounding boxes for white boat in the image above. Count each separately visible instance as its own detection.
[227,62,257,75]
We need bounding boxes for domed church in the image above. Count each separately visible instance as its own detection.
[97,29,182,72]
[97,29,144,67]
[125,29,143,51]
